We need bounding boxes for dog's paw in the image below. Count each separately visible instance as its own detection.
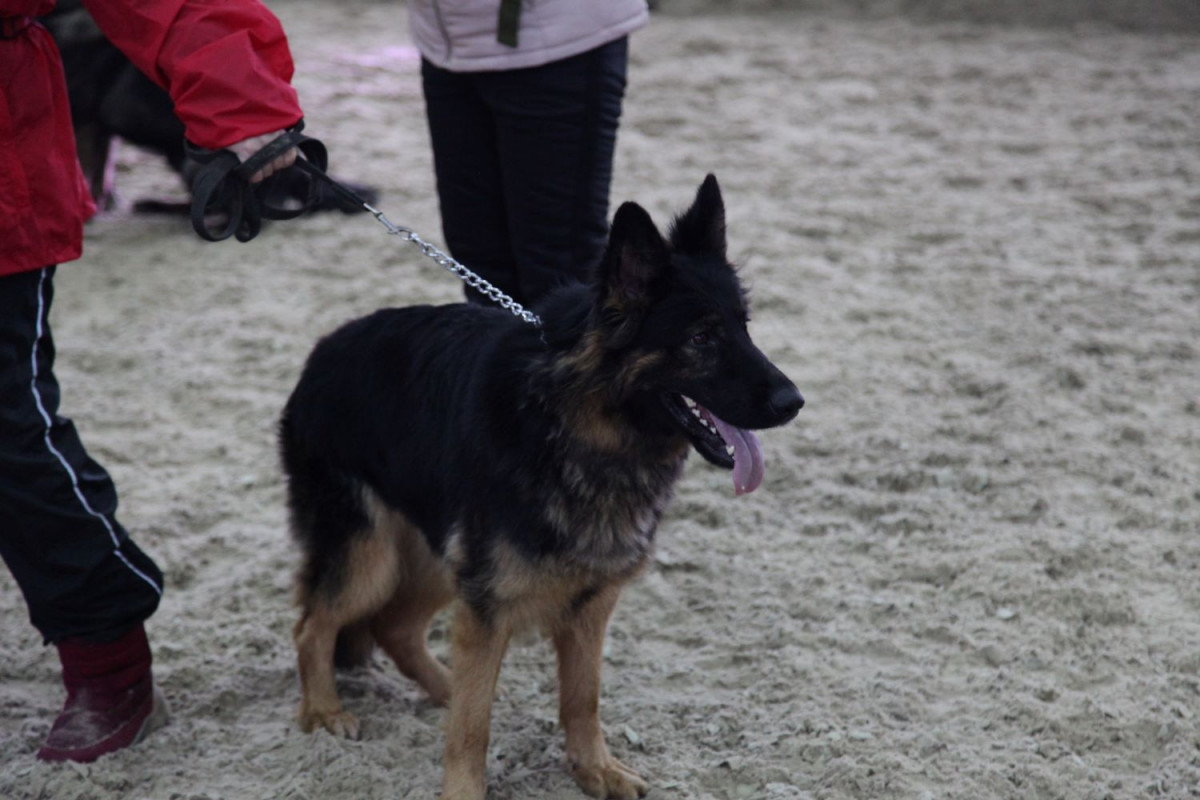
[569,756,648,800]
[438,777,485,800]
[298,708,361,740]
[437,791,484,800]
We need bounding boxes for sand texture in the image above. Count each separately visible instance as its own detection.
[2,1,1198,798]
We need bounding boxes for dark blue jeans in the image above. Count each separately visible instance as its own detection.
[422,37,629,308]
[0,266,162,643]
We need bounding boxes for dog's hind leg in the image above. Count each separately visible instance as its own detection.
[293,516,401,740]
[441,603,512,800]
[553,586,648,800]
[369,519,456,705]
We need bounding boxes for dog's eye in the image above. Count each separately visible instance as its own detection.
[690,332,713,347]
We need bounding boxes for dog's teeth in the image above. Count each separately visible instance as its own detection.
[683,397,722,438]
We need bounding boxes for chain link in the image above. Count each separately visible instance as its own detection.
[363,203,543,328]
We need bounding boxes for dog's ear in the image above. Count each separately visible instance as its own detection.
[669,174,726,258]
[597,201,671,348]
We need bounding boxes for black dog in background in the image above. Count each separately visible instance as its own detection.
[41,1,375,214]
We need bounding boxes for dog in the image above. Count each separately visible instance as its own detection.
[279,175,803,800]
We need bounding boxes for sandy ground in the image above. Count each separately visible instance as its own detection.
[3,2,1200,798]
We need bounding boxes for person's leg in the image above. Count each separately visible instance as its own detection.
[0,266,167,761]
[481,37,629,304]
[421,58,522,306]
[0,266,163,641]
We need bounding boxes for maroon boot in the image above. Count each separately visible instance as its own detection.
[37,624,169,762]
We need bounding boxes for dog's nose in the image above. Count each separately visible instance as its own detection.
[769,383,804,420]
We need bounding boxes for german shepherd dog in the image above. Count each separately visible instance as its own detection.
[280,176,803,800]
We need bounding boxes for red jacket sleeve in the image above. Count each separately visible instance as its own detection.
[81,0,303,150]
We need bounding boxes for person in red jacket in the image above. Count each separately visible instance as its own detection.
[1,0,301,763]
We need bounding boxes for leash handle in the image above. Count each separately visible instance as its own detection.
[252,130,329,221]
[186,145,251,242]
[186,119,329,242]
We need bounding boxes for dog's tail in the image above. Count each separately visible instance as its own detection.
[333,621,376,670]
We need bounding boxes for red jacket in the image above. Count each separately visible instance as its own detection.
[0,0,302,276]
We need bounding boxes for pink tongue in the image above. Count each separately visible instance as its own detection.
[709,414,764,495]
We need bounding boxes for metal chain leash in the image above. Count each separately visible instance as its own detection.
[236,145,541,325]
[363,202,543,328]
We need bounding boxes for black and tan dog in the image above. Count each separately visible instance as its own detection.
[279,176,803,800]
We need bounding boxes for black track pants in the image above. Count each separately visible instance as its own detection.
[0,266,162,644]
[422,37,629,308]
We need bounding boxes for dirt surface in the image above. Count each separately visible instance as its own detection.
[657,0,1200,33]
[2,1,1199,798]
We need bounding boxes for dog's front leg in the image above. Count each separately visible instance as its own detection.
[441,603,511,800]
[553,587,648,799]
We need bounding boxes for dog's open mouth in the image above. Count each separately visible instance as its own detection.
[665,394,764,495]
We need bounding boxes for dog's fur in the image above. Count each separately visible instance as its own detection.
[279,176,803,800]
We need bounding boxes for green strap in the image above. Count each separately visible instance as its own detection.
[497,0,520,48]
